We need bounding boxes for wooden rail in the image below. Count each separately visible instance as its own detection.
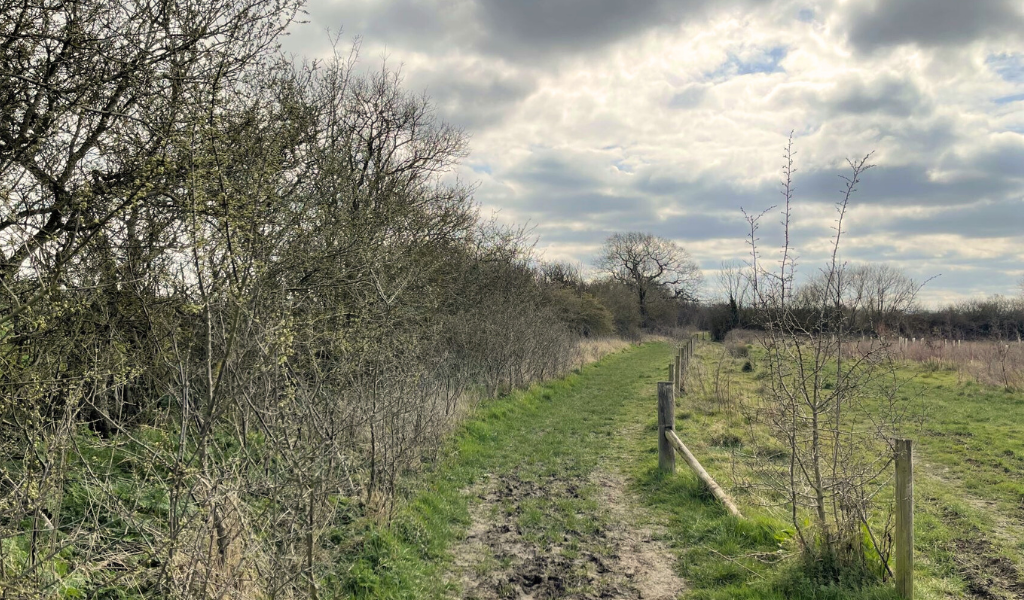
[656,335,915,598]
[665,428,743,518]
[658,339,743,519]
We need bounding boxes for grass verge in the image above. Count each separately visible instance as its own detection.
[341,340,914,599]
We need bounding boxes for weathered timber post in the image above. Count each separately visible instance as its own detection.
[680,356,686,394]
[668,363,675,387]
[674,351,682,393]
[677,348,684,393]
[895,439,914,599]
[657,382,675,473]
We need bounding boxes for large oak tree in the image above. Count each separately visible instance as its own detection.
[596,231,702,328]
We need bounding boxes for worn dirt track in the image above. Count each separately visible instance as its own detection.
[451,468,684,600]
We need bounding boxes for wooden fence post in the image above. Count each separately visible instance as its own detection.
[674,352,682,393]
[678,347,686,394]
[657,382,675,473]
[668,363,675,387]
[895,439,914,599]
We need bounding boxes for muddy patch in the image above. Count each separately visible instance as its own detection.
[921,463,1024,598]
[452,469,684,599]
[951,536,1024,600]
[591,471,685,600]
[935,504,1024,599]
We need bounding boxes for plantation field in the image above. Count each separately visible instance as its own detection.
[681,336,1024,599]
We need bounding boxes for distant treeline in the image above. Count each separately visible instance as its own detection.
[702,294,1024,342]
[543,259,1024,343]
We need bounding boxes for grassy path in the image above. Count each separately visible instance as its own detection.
[342,341,912,600]
[343,342,697,599]
[448,342,684,599]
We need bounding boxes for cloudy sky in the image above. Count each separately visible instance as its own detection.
[284,0,1024,305]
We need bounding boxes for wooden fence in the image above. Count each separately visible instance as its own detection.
[656,336,915,599]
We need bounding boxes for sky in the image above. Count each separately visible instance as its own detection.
[283,0,1024,306]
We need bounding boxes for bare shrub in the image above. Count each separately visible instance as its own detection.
[0,24,589,599]
[742,136,913,579]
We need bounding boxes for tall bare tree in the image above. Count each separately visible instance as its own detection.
[716,259,751,307]
[744,137,910,580]
[596,231,702,328]
[0,0,301,320]
[1,23,590,596]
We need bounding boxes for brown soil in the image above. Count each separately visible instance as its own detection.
[451,469,684,599]
[919,460,1024,599]
[951,536,1024,600]
[929,499,1024,599]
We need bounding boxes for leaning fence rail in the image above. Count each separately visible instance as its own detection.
[655,335,915,598]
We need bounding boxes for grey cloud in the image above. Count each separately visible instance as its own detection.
[292,0,776,63]
[827,74,931,118]
[475,0,689,57]
[505,151,609,193]
[795,164,1022,207]
[495,151,659,219]
[472,0,769,59]
[845,0,1024,52]
[631,170,777,211]
[640,212,751,243]
[669,84,709,109]
[767,73,937,123]
[500,150,1020,299]
[511,190,657,220]
[629,153,1021,218]
[405,62,538,130]
[968,136,1024,180]
[282,0,468,57]
[908,268,1018,297]
[874,198,1024,238]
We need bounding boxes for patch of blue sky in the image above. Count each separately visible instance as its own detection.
[994,93,1024,105]
[986,53,1024,83]
[612,159,634,173]
[470,163,492,175]
[705,46,787,82]
[796,8,814,23]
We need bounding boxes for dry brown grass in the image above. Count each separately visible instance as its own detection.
[870,338,1024,390]
[576,337,633,367]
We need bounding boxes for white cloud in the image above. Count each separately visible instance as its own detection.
[289,0,1024,304]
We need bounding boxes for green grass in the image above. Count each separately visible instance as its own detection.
[338,342,664,598]
[897,368,1024,599]
[343,341,910,599]
[12,339,1015,598]
[602,343,901,600]
[668,337,1024,600]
